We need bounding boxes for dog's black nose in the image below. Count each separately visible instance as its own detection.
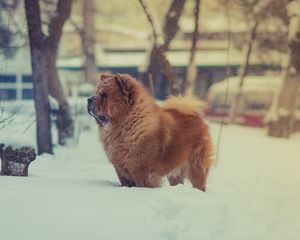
[87,97,93,105]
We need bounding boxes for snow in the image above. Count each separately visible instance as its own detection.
[0,128,35,148]
[65,23,149,40]
[0,113,300,239]
[57,48,248,69]
[209,75,284,95]
[0,101,36,147]
[0,46,31,75]
[77,82,95,93]
[48,95,59,111]
[278,107,290,117]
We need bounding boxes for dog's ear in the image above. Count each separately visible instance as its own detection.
[100,73,113,81]
[115,74,134,105]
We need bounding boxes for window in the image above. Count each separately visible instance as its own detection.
[0,75,16,83]
[22,75,32,83]
[22,89,33,99]
[0,89,17,100]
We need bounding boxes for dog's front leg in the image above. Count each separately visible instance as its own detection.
[131,168,161,188]
[115,167,136,187]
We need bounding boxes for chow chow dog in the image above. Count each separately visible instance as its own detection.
[87,73,213,191]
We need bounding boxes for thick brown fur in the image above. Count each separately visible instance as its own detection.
[88,73,213,191]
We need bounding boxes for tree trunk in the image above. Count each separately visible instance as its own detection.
[138,0,163,91]
[45,48,74,145]
[268,0,300,138]
[82,0,97,84]
[24,0,53,155]
[46,0,74,145]
[228,21,259,124]
[0,144,36,176]
[140,0,186,96]
[185,0,201,96]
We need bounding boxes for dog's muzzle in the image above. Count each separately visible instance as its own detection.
[87,97,109,126]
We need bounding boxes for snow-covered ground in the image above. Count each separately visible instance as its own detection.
[0,113,300,240]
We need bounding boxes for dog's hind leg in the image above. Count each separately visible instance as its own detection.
[188,146,212,191]
[168,164,187,186]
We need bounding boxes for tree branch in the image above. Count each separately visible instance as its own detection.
[138,0,163,47]
[47,0,72,47]
[24,0,45,48]
[186,0,201,95]
[0,0,19,10]
[69,17,84,37]
[162,0,186,50]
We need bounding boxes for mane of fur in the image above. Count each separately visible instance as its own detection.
[163,95,203,114]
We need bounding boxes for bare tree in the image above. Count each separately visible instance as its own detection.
[25,0,53,154]
[268,0,300,138]
[25,0,74,149]
[70,0,97,85]
[185,0,201,96]
[228,0,275,124]
[81,0,97,84]
[228,21,259,123]
[139,0,186,96]
[43,0,74,145]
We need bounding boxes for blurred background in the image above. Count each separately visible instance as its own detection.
[0,0,299,152]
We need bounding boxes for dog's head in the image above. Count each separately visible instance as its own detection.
[87,73,137,126]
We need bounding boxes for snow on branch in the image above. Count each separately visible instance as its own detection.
[287,0,300,42]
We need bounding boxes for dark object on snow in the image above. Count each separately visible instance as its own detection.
[0,144,36,176]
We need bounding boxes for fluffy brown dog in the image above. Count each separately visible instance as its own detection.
[87,73,213,191]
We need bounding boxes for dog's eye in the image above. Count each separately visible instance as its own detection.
[100,91,108,99]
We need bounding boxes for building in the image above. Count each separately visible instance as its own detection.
[0,46,281,101]
[0,47,33,100]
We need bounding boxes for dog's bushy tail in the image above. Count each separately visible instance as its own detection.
[163,95,204,114]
